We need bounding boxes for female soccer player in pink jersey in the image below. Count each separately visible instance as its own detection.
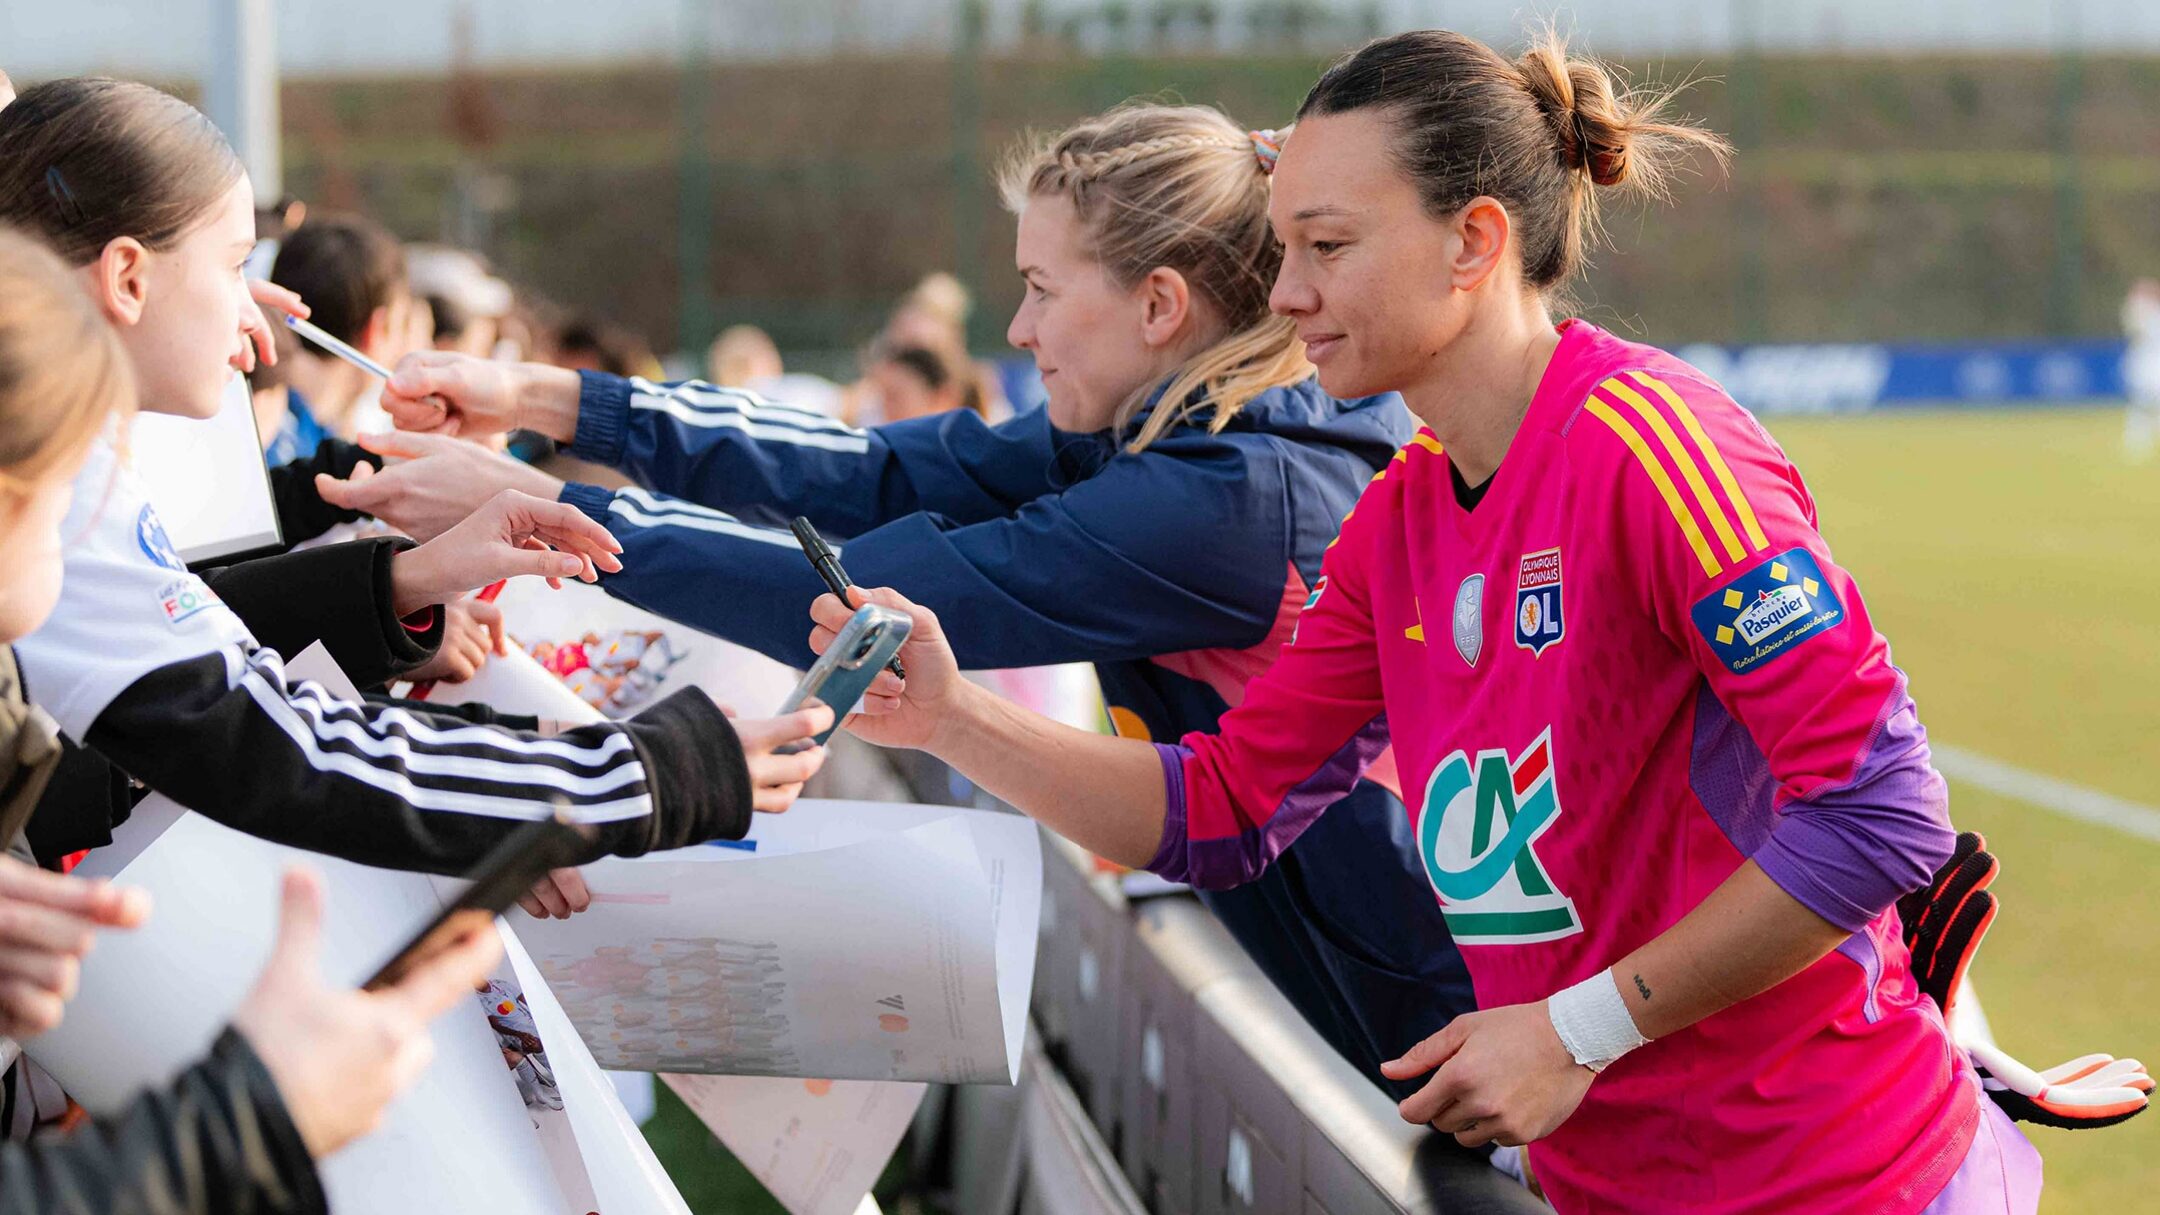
[809,28,2042,1215]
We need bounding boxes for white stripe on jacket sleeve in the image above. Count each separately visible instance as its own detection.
[230,647,655,823]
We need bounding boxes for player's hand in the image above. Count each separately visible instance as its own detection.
[233,867,504,1158]
[404,598,507,684]
[1383,1001,1595,1148]
[517,868,592,920]
[728,703,835,814]
[806,586,961,751]
[1897,830,1998,1015]
[1905,832,2155,1132]
[381,351,581,440]
[0,857,150,1038]
[230,278,310,375]
[317,431,565,544]
[1967,1039,2152,1130]
[388,489,623,615]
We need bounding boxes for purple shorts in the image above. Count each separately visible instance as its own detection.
[1919,1077,2044,1215]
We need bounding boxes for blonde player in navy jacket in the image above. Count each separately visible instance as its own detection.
[329,105,1481,1099]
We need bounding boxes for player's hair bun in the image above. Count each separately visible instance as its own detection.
[1516,37,1635,187]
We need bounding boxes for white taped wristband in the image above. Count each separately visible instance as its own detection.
[1548,968,1649,1073]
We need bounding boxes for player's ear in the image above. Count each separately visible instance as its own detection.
[1449,197,1512,294]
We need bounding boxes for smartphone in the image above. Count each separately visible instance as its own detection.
[777,604,912,746]
[361,811,595,992]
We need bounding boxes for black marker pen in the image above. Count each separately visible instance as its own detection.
[790,516,906,680]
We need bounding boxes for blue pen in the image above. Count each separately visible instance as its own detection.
[705,839,759,852]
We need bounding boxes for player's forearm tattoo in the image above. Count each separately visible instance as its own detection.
[1633,973,1653,1001]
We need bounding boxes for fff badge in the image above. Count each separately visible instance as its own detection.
[1514,548,1564,655]
[1452,574,1485,667]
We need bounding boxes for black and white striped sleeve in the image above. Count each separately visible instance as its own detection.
[14,442,749,875]
[82,644,749,874]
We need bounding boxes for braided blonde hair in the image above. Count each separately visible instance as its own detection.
[998,104,1311,453]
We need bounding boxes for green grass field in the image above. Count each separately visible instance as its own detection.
[642,406,2156,1213]
[640,1083,915,1214]
[640,1084,791,1215]
[1768,406,2160,1214]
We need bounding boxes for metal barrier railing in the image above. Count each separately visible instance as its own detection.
[1027,831,1548,1215]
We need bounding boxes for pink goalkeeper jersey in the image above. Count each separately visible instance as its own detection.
[1150,321,1977,1213]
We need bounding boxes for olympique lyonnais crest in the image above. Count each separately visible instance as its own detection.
[1514,547,1564,655]
[1452,573,1484,667]
[1416,727,1582,944]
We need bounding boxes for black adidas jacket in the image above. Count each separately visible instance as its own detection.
[0,1031,325,1215]
[16,441,752,875]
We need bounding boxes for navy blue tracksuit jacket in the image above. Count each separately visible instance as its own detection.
[556,370,1475,1093]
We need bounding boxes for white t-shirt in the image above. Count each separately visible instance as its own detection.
[15,440,253,740]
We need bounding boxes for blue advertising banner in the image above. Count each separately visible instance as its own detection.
[993,339,2130,420]
[1673,340,2128,414]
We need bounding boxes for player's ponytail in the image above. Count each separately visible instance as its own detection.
[1298,27,1729,295]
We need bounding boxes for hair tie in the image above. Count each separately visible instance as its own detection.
[1567,110,1593,172]
[1567,110,1627,185]
[44,167,85,227]
[1249,129,1283,175]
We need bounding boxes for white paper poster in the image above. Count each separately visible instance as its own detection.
[664,1074,924,1215]
[512,801,1041,1085]
[32,648,687,1212]
[502,929,695,1214]
[419,640,611,723]
[485,577,800,719]
[29,801,578,1212]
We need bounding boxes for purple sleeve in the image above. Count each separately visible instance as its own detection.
[1141,710,1392,891]
[1145,742,1195,884]
[1751,691,1954,932]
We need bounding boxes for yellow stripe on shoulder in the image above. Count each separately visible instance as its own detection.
[1386,431,1442,470]
[1583,393,1722,578]
[1600,376,1745,564]
[1627,371,1769,553]
[1332,431,1438,548]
